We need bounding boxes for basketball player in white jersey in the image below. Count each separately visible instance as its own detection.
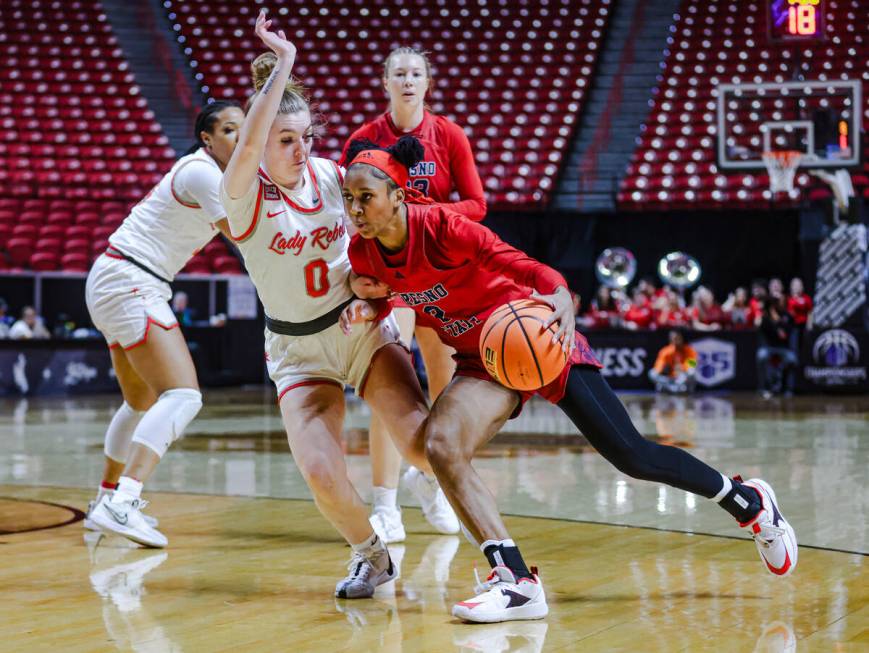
[85,101,245,547]
[220,11,455,599]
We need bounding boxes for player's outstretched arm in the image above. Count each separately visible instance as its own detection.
[223,9,296,199]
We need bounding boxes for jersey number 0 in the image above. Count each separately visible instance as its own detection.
[304,259,330,298]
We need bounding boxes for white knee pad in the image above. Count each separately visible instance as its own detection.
[103,402,146,462]
[131,388,202,458]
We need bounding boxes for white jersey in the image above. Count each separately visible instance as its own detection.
[109,148,226,281]
[220,157,352,323]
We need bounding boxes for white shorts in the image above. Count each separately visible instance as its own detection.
[266,314,402,400]
[85,254,178,350]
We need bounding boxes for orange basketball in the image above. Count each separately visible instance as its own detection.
[479,299,569,391]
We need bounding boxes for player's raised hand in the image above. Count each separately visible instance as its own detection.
[532,286,576,355]
[255,8,296,62]
[339,299,377,335]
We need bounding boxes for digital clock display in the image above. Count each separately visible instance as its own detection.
[769,0,825,41]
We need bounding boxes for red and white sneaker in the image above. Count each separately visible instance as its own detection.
[739,478,798,577]
[452,566,548,623]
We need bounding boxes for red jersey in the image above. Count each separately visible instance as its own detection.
[348,204,601,408]
[787,293,812,325]
[657,307,692,328]
[340,111,486,221]
[623,304,654,329]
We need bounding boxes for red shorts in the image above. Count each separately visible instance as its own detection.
[453,331,602,417]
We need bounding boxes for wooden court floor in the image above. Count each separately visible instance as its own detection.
[1,391,867,651]
[1,485,865,652]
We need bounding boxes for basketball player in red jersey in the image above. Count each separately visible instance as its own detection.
[340,137,798,624]
[339,47,482,543]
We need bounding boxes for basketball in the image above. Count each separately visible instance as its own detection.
[479,299,569,391]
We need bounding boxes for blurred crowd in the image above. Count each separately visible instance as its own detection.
[578,276,813,338]
[0,299,51,340]
[578,276,814,398]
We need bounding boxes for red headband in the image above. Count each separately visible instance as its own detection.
[349,149,409,189]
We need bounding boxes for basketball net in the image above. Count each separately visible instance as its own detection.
[762,150,802,193]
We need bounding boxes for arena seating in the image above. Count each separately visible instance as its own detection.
[0,1,238,274]
[165,0,611,208]
[618,0,868,210]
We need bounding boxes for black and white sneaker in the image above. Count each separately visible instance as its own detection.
[335,549,397,599]
[452,566,548,623]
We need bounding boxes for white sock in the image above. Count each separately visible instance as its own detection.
[711,474,732,502]
[114,476,143,501]
[352,531,386,559]
[96,485,113,501]
[372,486,398,511]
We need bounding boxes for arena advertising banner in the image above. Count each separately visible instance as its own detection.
[800,328,869,392]
[0,344,117,396]
[585,331,757,390]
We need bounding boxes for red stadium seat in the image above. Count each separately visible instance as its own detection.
[7,238,34,266]
[59,252,90,271]
[30,251,59,271]
[213,255,243,274]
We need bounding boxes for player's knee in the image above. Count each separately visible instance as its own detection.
[131,387,202,458]
[424,422,467,477]
[299,456,340,499]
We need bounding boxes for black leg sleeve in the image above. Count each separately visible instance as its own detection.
[558,366,725,498]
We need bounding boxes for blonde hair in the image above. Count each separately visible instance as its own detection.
[247,52,310,115]
[382,46,433,88]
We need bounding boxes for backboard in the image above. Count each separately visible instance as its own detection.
[716,79,862,171]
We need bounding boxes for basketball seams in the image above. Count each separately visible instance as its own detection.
[479,300,566,391]
[507,302,545,388]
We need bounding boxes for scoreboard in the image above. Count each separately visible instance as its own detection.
[769,0,825,41]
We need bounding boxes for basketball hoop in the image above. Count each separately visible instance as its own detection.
[762,150,802,193]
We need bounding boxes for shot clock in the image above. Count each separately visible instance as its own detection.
[768,0,825,41]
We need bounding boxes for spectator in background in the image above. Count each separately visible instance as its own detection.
[756,297,797,398]
[787,277,812,349]
[579,286,622,329]
[768,277,785,301]
[638,276,664,305]
[171,291,195,327]
[649,329,698,393]
[623,287,655,330]
[656,288,692,328]
[9,306,50,340]
[749,280,767,318]
[691,286,727,331]
[0,298,12,338]
[723,287,755,329]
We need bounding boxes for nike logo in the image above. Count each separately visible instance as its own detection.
[501,589,532,608]
[267,210,286,218]
[394,271,405,279]
[104,502,128,526]
[771,500,784,527]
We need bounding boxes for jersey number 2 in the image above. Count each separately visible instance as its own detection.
[304,259,330,298]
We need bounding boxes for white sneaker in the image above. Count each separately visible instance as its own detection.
[85,492,158,531]
[452,566,548,623]
[335,548,398,599]
[739,478,798,577]
[453,621,549,653]
[369,507,406,544]
[403,466,460,534]
[89,493,168,548]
